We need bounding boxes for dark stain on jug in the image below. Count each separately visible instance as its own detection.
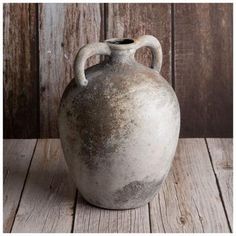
[114,176,165,204]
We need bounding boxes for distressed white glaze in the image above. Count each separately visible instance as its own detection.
[58,35,180,209]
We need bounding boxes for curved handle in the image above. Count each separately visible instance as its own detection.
[135,35,163,73]
[74,42,111,87]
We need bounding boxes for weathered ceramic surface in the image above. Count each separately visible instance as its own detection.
[58,35,180,209]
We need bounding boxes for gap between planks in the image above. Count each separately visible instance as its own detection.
[205,138,233,232]
[10,140,38,232]
[3,139,38,233]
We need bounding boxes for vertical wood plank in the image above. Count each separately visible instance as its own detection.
[39,3,104,138]
[3,4,39,138]
[149,139,230,233]
[174,4,233,137]
[206,138,233,230]
[73,193,150,233]
[11,139,76,233]
[3,139,37,233]
[106,3,172,83]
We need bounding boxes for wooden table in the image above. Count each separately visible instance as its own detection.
[3,139,233,233]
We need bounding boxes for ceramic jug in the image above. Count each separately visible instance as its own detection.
[58,35,180,209]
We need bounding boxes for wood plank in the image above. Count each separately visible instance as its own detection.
[106,3,172,83]
[11,139,76,233]
[206,138,233,230]
[3,139,37,233]
[3,4,39,138]
[174,4,233,137]
[73,193,150,233]
[39,3,104,138]
[149,139,230,233]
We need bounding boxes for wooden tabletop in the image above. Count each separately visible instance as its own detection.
[3,138,233,233]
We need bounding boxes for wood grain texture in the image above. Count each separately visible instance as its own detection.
[149,139,230,233]
[206,138,233,230]
[11,139,76,233]
[39,3,104,138]
[3,4,233,139]
[106,3,171,83]
[73,193,150,233]
[174,4,233,137]
[3,4,39,138]
[3,139,37,233]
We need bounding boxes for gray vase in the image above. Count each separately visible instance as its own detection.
[58,35,180,209]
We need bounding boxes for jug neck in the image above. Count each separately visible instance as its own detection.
[105,38,137,64]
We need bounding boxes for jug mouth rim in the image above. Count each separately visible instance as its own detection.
[105,38,136,50]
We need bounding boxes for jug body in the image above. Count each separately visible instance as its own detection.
[58,35,180,209]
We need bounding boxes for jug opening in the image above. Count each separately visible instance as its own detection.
[107,38,134,45]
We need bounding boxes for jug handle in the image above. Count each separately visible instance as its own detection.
[135,35,163,73]
[74,43,111,87]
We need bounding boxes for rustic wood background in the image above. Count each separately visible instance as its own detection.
[3,3,233,138]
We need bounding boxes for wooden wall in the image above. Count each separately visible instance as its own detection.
[3,3,233,138]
